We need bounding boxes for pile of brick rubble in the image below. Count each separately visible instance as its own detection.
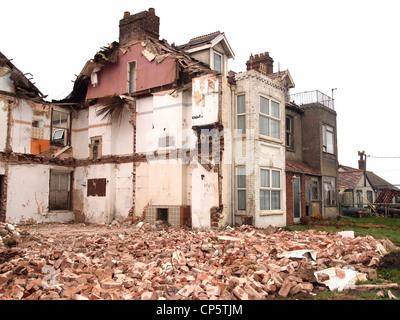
[0,220,398,300]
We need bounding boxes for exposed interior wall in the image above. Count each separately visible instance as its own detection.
[86,42,177,99]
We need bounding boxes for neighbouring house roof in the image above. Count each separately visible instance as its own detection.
[338,170,365,190]
[338,165,398,191]
[286,160,320,176]
[177,31,235,59]
[266,70,295,89]
[0,51,45,101]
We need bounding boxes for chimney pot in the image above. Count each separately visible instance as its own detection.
[124,11,130,19]
[149,8,155,15]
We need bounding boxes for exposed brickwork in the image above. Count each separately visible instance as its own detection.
[119,8,160,46]
[246,52,274,74]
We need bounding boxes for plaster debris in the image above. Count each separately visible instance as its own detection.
[0,221,398,300]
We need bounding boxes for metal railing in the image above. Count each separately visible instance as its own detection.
[290,90,335,110]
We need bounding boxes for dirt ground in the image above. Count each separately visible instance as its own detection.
[378,251,400,270]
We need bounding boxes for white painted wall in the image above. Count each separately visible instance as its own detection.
[191,163,218,229]
[0,96,8,152]
[6,164,74,224]
[71,109,89,159]
[192,74,219,126]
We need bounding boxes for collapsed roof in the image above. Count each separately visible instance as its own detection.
[0,51,45,101]
[58,36,215,104]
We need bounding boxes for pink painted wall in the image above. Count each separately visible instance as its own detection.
[86,43,176,99]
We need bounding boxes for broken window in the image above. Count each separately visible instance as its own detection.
[51,108,70,145]
[322,124,335,154]
[260,96,280,139]
[324,177,336,206]
[213,52,222,73]
[236,167,246,211]
[128,61,136,94]
[260,169,281,211]
[87,178,107,197]
[49,170,71,211]
[89,136,102,160]
[236,95,246,134]
[286,116,293,148]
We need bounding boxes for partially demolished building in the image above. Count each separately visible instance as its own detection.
[0,8,338,228]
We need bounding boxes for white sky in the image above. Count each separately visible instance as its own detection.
[2,0,400,186]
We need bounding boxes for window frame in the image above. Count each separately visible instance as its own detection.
[323,177,336,206]
[128,61,136,94]
[49,170,72,211]
[51,108,71,146]
[260,168,282,212]
[236,167,246,212]
[286,116,293,149]
[213,51,223,73]
[259,95,281,140]
[322,124,335,154]
[236,94,246,134]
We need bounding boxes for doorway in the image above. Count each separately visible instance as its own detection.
[293,176,301,223]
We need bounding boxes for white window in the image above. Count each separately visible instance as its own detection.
[260,169,281,211]
[323,124,335,154]
[128,61,136,94]
[51,109,70,145]
[324,177,336,206]
[236,95,246,134]
[213,52,222,73]
[260,96,280,139]
[236,167,246,211]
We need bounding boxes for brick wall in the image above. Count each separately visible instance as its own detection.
[119,8,160,46]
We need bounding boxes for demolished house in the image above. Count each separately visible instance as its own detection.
[0,8,338,228]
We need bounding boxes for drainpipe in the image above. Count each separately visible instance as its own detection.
[230,83,236,225]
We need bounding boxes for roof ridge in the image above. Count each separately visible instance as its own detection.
[189,31,221,42]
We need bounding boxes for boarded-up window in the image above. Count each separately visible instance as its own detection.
[49,171,71,210]
[87,178,107,197]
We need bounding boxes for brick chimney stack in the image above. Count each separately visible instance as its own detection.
[246,52,274,75]
[119,8,160,46]
[358,151,366,171]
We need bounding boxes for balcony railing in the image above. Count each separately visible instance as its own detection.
[290,90,335,110]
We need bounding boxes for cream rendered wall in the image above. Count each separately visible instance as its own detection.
[234,70,287,227]
[6,164,74,224]
[71,109,89,159]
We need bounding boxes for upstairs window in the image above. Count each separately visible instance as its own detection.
[51,109,70,145]
[259,96,280,139]
[323,124,335,154]
[286,116,293,148]
[213,52,222,73]
[236,95,246,134]
[128,61,136,94]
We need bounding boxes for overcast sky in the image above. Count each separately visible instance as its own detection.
[2,0,400,186]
